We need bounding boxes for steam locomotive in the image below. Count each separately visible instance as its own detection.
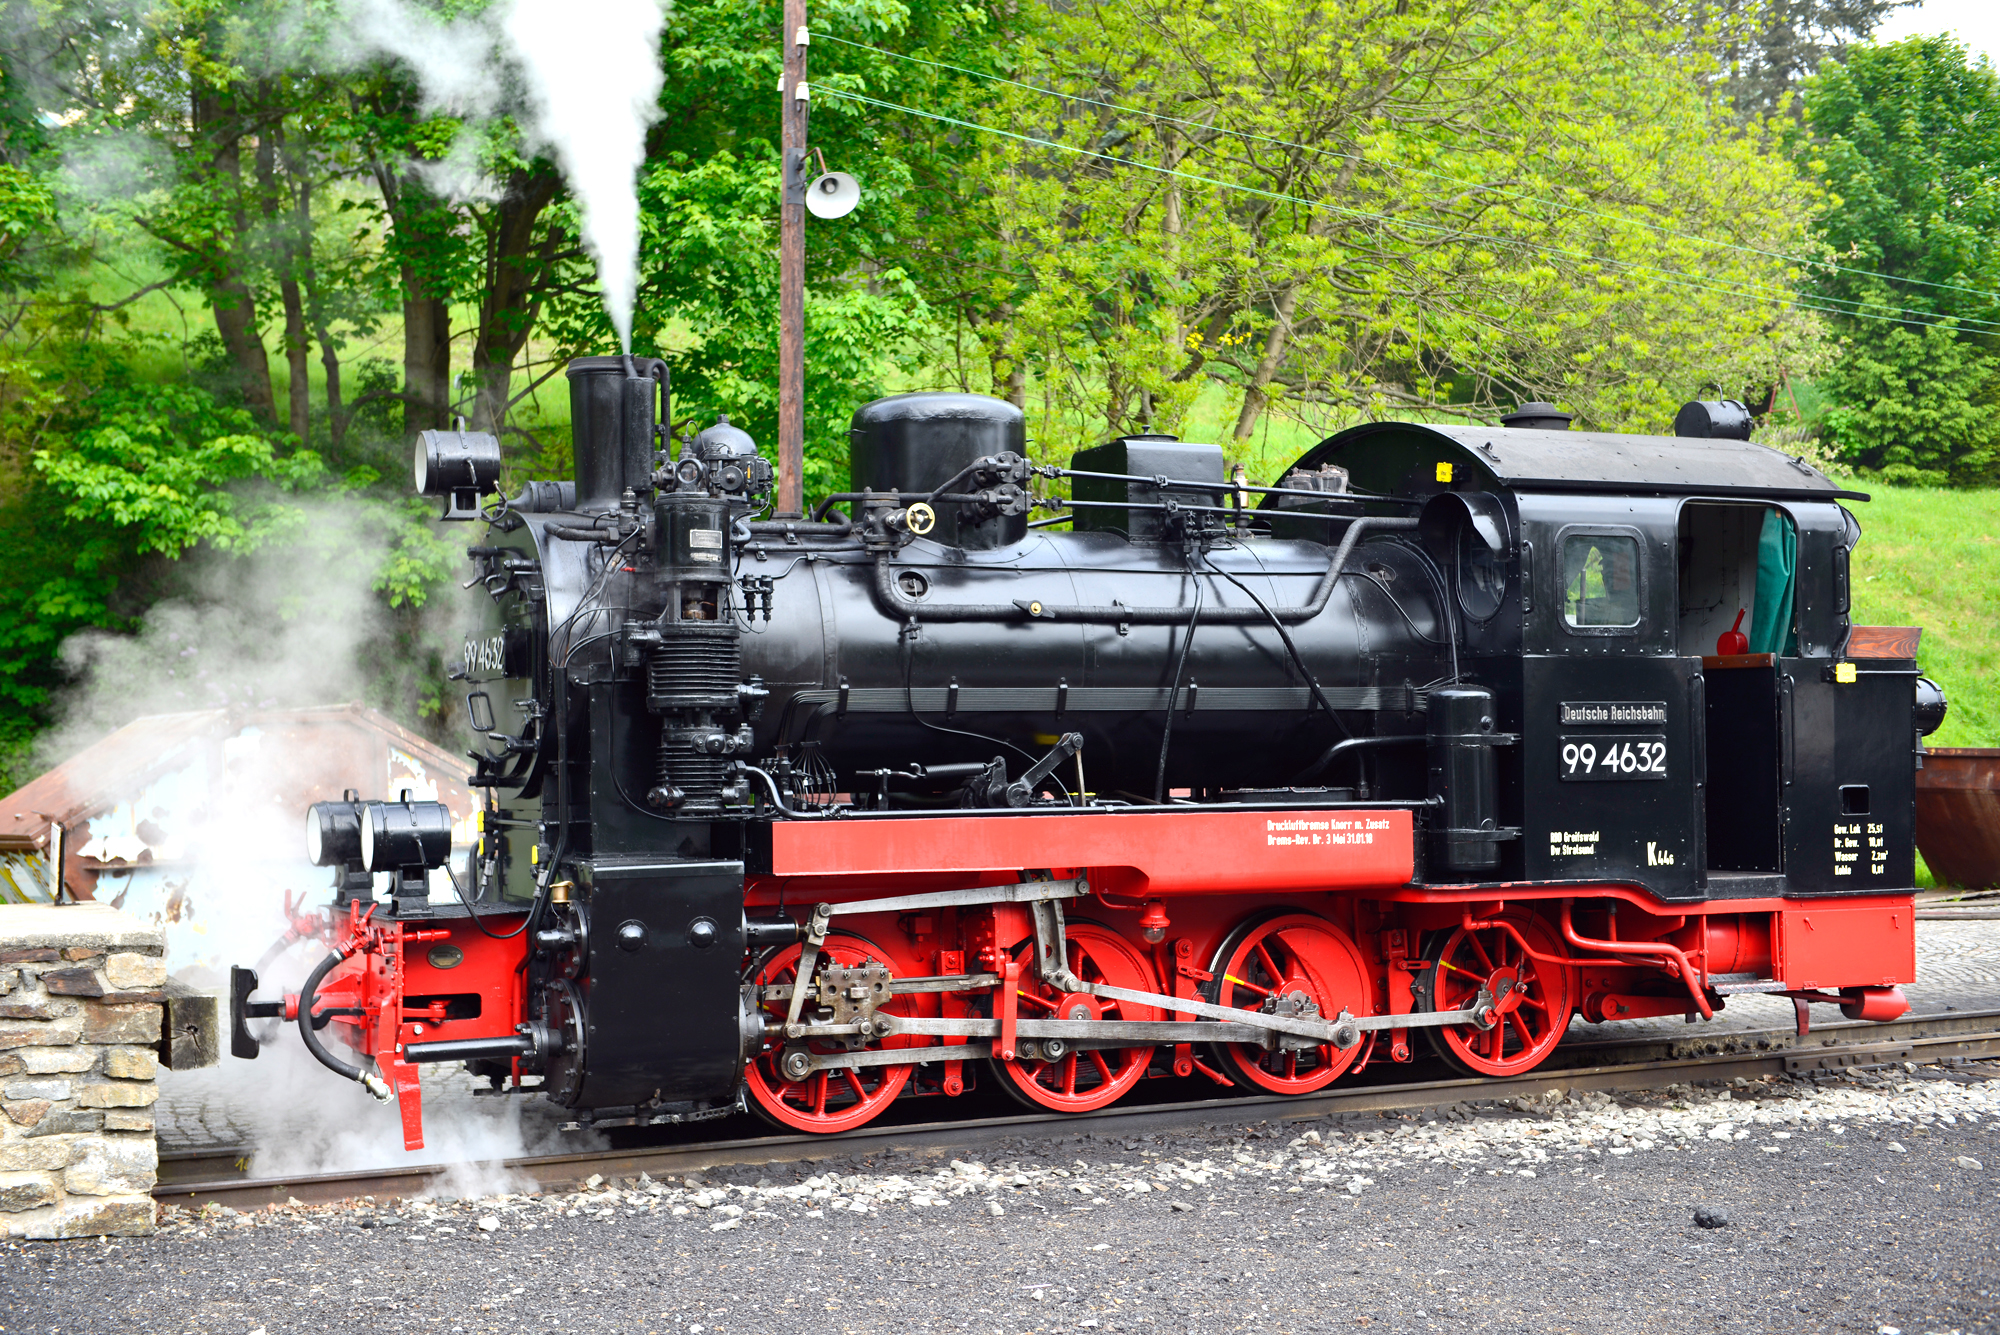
[231,359,1947,1148]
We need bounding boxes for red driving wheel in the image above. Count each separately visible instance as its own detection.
[1421,911,1575,1077]
[991,923,1160,1114]
[744,935,919,1134]
[1208,913,1370,1094]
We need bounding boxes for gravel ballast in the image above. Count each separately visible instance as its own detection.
[6,1062,1998,1334]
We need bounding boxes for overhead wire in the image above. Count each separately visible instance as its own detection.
[816,32,2000,319]
[823,87,1924,335]
[817,85,2000,337]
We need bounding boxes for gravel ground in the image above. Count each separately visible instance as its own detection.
[9,1063,2000,1335]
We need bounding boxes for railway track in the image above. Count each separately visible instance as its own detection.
[153,1007,2000,1211]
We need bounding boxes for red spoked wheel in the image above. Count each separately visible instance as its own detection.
[1208,913,1370,1094]
[744,935,920,1134]
[1421,911,1576,1077]
[991,922,1161,1114]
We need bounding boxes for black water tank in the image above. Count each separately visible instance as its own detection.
[849,392,1027,549]
[1427,686,1503,873]
[1071,435,1226,542]
[568,356,668,509]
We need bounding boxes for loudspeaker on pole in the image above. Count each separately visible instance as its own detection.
[806,172,861,219]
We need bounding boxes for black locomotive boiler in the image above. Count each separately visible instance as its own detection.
[232,361,1945,1146]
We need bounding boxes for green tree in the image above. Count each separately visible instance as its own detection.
[1817,316,2000,484]
[1798,36,2000,482]
[0,367,310,737]
[528,0,1025,498]
[924,0,1823,461]
[1673,0,1911,120]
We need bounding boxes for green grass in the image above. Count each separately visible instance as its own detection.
[1848,484,2000,748]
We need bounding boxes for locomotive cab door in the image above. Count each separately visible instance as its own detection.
[1517,502,1702,900]
[1678,501,1796,889]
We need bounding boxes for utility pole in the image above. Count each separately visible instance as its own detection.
[777,2,808,518]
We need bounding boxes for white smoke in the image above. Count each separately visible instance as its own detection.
[340,0,666,351]
[502,0,665,351]
[40,498,456,764]
[41,497,602,1177]
[341,0,503,118]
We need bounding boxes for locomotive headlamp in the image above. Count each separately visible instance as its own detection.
[304,799,366,867]
[414,429,503,520]
[1672,399,1754,440]
[359,799,454,874]
[1915,676,1949,737]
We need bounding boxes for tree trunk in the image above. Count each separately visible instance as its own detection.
[319,331,345,451]
[192,88,276,424]
[402,288,452,437]
[470,165,563,433]
[1230,171,1345,441]
[290,150,347,454]
[367,146,457,441]
[1232,282,1301,441]
[983,303,1028,408]
[258,116,311,442]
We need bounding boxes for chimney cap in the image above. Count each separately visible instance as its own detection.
[1500,401,1573,430]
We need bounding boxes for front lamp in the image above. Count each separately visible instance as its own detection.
[304,800,365,867]
[360,799,454,875]
[415,429,503,520]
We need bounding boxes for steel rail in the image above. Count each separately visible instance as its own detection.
[154,1007,2000,1211]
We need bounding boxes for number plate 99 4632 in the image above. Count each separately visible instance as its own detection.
[1559,734,1667,781]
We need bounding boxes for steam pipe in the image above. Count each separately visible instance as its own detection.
[743,511,853,540]
[1558,899,1712,1019]
[1294,733,1425,784]
[548,524,622,543]
[297,951,393,1101]
[1050,465,1411,508]
[866,515,1419,625]
[404,1035,535,1064]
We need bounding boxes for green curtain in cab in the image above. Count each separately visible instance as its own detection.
[1749,508,1798,656]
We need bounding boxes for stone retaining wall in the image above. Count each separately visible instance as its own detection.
[0,904,163,1238]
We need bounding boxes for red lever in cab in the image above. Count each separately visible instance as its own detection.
[1716,608,1748,656]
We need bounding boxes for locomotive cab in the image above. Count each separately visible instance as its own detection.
[1285,413,1938,905]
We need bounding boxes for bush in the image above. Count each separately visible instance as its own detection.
[1816,316,2000,486]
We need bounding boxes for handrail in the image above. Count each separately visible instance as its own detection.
[867,515,1420,625]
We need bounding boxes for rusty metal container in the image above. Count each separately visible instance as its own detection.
[1915,748,2000,888]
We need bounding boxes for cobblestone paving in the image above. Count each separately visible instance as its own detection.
[155,921,2000,1174]
[1568,919,2000,1046]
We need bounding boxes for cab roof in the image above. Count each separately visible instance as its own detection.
[1293,421,1868,503]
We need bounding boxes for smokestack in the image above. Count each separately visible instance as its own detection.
[566,355,667,508]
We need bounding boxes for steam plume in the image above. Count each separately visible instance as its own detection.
[502,0,664,351]
[343,0,667,350]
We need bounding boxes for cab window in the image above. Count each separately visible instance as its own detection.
[1563,534,1641,628]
